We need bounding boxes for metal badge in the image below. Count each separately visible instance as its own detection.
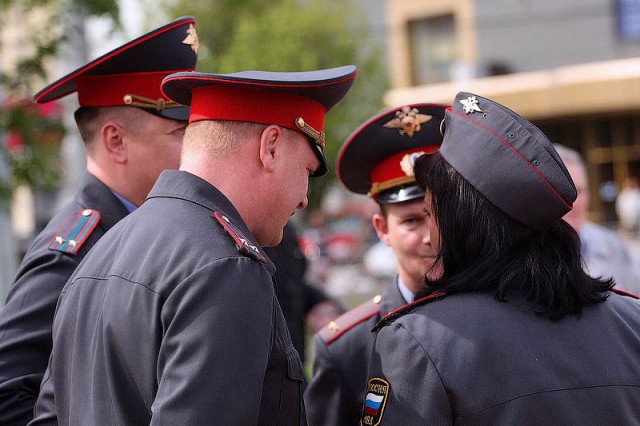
[383,106,432,137]
[460,96,482,114]
[400,151,425,176]
[295,117,326,150]
[123,94,180,110]
[182,23,199,55]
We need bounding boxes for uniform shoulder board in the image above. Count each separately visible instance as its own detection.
[372,291,448,332]
[213,211,267,265]
[318,295,382,345]
[48,209,102,255]
[612,288,640,299]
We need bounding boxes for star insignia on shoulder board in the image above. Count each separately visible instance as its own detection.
[460,96,483,114]
[383,106,433,137]
[182,23,199,55]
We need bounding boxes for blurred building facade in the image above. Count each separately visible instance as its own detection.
[384,0,640,223]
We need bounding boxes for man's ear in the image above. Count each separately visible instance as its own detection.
[372,212,391,246]
[101,121,127,164]
[258,125,284,173]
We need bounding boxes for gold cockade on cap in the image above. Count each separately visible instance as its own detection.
[295,117,326,151]
[383,106,433,137]
[123,94,181,110]
[182,23,199,55]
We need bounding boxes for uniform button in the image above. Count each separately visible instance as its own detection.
[373,295,382,304]
[82,209,93,216]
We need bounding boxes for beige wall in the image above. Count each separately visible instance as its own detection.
[385,0,476,89]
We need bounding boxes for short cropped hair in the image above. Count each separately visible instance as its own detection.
[74,106,147,144]
[182,120,269,161]
[413,151,612,320]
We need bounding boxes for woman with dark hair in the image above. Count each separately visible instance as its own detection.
[361,92,640,425]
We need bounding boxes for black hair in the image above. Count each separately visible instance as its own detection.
[414,152,613,320]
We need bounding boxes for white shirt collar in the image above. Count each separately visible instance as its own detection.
[397,276,414,304]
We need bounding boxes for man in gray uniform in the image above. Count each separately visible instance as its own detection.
[305,104,447,425]
[0,17,198,426]
[29,66,357,424]
[363,92,640,424]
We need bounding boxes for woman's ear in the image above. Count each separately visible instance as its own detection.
[258,125,284,173]
[101,121,127,164]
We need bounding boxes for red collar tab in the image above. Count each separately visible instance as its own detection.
[369,146,438,198]
[76,70,194,109]
[188,84,326,133]
[372,291,447,332]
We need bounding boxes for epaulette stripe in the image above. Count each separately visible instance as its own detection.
[318,300,379,340]
[372,291,447,332]
[67,212,101,254]
[318,300,378,338]
[213,211,267,264]
[52,214,82,251]
[47,213,76,250]
[320,301,377,337]
[324,309,380,345]
[63,216,91,253]
[48,210,101,255]
[612,288,640,299]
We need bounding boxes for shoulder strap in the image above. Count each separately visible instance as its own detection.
[213,211,267,264]
[318,295,382,344]
[48,209,102,255]
[372,291,448,332]
[611,288,640,299]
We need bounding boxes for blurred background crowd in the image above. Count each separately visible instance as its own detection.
[3,0,640,365]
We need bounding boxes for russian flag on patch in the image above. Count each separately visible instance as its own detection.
[361,377,389,425]
[364,392,384,416]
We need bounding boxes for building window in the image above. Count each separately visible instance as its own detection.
[408,14,455,85]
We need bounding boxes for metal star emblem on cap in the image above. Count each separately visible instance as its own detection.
[460,96,482,114]
[383,106,433,137]
[182,24,199,55]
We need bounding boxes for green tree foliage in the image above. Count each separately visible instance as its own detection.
[164,0,388,210]
[0,0,120,198]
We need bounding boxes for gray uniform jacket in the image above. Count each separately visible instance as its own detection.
[0,173,129,426]
[29,170,306,425]
[305,281,405,426]
[364,290,640,425]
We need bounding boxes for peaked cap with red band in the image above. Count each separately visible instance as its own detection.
[161,66,358,177]
[440,92,577,231]
[337,103,447,204]
[33,16,198,121]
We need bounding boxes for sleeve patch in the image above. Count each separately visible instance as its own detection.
[48,209,101,255]
[318,295,382,345]
[362,377,390,426]
[213,211,267,264]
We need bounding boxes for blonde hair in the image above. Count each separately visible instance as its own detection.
[182,120,267,159]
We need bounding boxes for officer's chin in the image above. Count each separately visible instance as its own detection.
[257,228,284,248]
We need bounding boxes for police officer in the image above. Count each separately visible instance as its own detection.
[362,93,640,424]
[29,66,358,424]
[0,17,198,426]
[304,103,447,425]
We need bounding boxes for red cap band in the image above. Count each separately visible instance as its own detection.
[189,85,327,130]
[77,70,193,107]
[370,146,438,194]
